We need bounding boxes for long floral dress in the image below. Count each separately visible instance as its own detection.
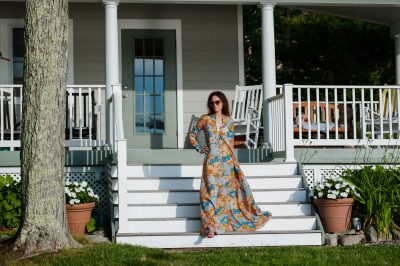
[189,114,272,236]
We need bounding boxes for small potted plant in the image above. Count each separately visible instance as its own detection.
[312,174,358,233]
[65,180,99,236]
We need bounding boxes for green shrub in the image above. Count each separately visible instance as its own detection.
[0,175,22,229]
[341,166,400,237]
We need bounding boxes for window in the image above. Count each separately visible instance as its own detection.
[12,27,24,85]
[134,38,165,134]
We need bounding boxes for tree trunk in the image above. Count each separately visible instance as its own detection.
[13,0,80,256]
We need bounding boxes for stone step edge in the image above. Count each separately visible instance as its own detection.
[117,230,322,237]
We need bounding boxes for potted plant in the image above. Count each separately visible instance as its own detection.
[65,180,99,236]
[312,174,358,233]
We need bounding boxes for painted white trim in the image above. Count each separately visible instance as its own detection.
[68,19,74,85]
[118,19,184,148]
[0,19,74,85]
[237,5,245,86]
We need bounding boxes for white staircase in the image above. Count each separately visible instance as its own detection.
[112,163,322,248]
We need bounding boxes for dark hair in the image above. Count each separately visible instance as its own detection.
[207,91,230,117]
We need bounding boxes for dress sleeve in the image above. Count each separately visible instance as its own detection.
[227,118,235,149]
[189,115,207,153]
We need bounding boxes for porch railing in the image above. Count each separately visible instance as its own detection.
[0,84,106,149]
[269,84,400,160]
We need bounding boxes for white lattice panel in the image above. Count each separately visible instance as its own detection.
[0,167,108,226]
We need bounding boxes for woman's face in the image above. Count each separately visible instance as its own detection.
[210,95,223,114]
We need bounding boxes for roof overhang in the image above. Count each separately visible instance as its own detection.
[2,0,399,34]
[1,0,399,4]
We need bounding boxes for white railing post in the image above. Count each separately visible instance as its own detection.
[260,3,277,149]
[116,139,128,233]
[283,84,296,162]
[104,0,120,148]
[112,84,125,153]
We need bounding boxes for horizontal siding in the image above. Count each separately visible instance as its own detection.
[70,4,105,84]
[1,3,240,149]
[0,2,24,18]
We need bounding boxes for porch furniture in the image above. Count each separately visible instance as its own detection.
[363,89,400,138]
[293,101,348,138]
[231,85,263,149]
[65,90,98,140]
[1,89,21,140]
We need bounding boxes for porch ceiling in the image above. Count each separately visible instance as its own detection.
[290,5,400,26]
[2,0,399,5]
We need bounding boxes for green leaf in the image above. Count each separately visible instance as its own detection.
[86,217,96,233]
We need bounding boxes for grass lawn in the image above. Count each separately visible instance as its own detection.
[1,242,400,266]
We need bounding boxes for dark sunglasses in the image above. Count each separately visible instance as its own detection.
[209,100,221,106]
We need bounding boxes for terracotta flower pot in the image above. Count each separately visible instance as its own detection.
[314,198,354,233]
[66,202,95,236]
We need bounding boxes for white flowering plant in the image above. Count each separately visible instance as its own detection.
[312,175,359,200]
[65,180,99,205]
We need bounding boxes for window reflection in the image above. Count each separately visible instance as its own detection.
[155,96,163,114]
[155,59,163,76]
[155,77,163,95]
[135,115,145,133]
[135,95,144,114]
[145,77,153,94]
[134,59,143,75]
[133,37,165,134]
[144,59,153,75]
[135,77,144,93]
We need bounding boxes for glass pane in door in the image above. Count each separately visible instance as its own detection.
[134,38,165,134]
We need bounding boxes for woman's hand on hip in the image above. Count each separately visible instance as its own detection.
[200,145,210,154]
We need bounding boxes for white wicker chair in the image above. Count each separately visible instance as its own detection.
[231,85,263,148]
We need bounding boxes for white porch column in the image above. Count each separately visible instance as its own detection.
[260,3,277,148]
[103,0,120,145]
[395,34,400,84]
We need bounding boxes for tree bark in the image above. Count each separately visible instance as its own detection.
[13,0,80,256]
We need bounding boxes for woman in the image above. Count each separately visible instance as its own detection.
[189,91,272,238]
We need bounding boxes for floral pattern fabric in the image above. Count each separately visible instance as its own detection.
[189,114,272,236]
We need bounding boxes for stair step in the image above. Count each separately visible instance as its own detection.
[119,216,317,233]
[112,188,307,204]
[113,202,312,218]
[116,230,322,248]
[124,163,298,178]
[112,176,303,190]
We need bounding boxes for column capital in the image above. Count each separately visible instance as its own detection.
[103,0,119,7]
[259,1,276,8]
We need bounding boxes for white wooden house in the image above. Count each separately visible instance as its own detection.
[1,0,400,248]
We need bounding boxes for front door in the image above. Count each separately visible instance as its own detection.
[122,30,177,149]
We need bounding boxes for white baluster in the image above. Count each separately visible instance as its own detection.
[352,89,356,139]
[334,88,338,140]
[298,87,302,141]
[307,88,311,139]
[325,88,329,140]
[343,88,347,139]
[379,88,383,139]
[370,88,374,139]
[316,88,320,140]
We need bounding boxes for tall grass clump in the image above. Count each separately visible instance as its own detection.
[341,165,400,237]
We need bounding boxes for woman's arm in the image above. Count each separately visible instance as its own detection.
[227,118,235,149]
[189,115,207,153]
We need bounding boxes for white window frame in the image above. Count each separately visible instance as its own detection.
[0,19,74,85]
[118,19,184,148]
